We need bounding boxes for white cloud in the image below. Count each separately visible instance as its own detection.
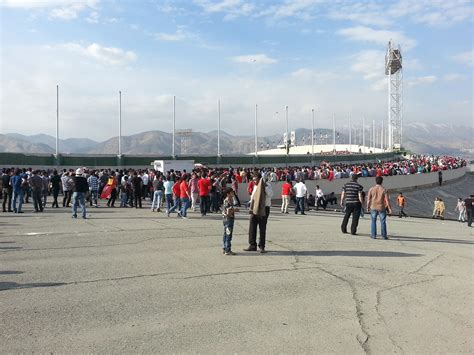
[328,2,391,27]
[154,28,195,42]
[452,50,474,66]
[337,26,416,50]
[232,54,277,64]
[62,43,137,66]
[389,0,473,27]
[444,73,464,81]
[86,11,99,23]
[2,0,100,20]
[194,0,254,19]
[407,75,437,86]
[291,68,342,82]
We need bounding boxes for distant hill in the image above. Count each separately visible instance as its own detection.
[1,123,472,159]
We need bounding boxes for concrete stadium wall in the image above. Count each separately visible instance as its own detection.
[0,152,402,169]
[235,167,468,202]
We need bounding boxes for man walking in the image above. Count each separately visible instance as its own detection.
[367,176,392,239]
[340,175,363,235]
[293,179,307,215]
[397,192,408,218]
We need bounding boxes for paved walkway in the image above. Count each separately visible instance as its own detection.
[1,206,472,353]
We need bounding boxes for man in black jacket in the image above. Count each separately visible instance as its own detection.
[2,169,13,212]
[72,168,89,219]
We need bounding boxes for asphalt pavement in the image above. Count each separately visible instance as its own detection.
[1,203,472,353]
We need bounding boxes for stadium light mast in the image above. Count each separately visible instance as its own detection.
[385,40,403,150]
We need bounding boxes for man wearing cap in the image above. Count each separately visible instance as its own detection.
[72,168,88,219]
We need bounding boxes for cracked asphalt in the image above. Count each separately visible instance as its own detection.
[1,205,473,353]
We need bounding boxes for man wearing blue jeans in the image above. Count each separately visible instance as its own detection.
[72,168,89,219]
[367,176,392,239]
[11,169,25,213]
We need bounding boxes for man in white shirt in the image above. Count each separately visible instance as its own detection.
[315,185,326,210]
[293,179,307,215]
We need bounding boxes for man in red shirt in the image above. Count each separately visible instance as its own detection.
[179,174,191,218]
[198,173,211,216]
[281,178,293,214]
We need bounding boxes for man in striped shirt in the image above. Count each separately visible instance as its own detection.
[87,171,100,207]
[340,175,364,235]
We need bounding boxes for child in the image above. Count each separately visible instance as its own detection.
[222,187,239,255]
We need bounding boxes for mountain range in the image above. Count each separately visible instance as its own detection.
[1,123,472,159]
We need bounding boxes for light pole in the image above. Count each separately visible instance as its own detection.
[55,85,59,157]
[172,95,176,158]
[217,99,221,156]
[349,115,352,153]
[285,105,289,155]
[311,108,315,156]
[254,104,258,156]
[362,117,366,153]
[118,91,122,157]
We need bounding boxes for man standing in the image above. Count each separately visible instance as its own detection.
[198,173,211,216]
[293,179,307,215]
[179,174,191,218]
[2,168,13,212]
[281,178,292,214]
[50,170,61,208]
[367,176,392,239]
[397,192,408,218]
[72,168,88,219]
[29,170,44,213]
[131,171,143,208]
[438,170,443,186]
[244,173,273,253]
[464,194,474,227]
[87,171,99,207]
[11,169,25,213]
[61,171,72,207]
[340,175,363,235]
[188,173,199,212]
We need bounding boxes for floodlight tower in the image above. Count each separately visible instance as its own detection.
[385,40,403,150]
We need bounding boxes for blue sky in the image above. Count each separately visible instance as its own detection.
[1,0,473,141]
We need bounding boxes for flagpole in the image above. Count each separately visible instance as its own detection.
[254,104,258,156]
[311,108,315,156]
[118,91,122,156]
[218,99,221,156]
[362,117,366,153]
[172,95,176,158]
[332,114,336,153]
[56,85,59,157]
[349,115,352,153]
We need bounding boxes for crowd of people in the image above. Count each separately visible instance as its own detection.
[0,153,471,254]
